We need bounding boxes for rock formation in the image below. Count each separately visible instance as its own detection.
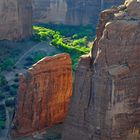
[11,53,72,137]
[63,0,140,140]
[0,0,32,40]
[32,0,125,25]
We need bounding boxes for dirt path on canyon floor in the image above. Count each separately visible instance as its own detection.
[5,41,61,85]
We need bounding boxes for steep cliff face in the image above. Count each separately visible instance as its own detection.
[0,0,32,40]
[63,0,140,140]
[32,0,124,25]
[11,53,72,137]
[33,0,67,24]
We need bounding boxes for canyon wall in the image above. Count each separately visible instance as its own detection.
[63,0,140,140]
[32,0,125,25]
[11,53,72,137]
[0,0,32,40]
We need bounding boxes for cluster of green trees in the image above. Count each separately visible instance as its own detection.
[0,74,7,88]
[34,23,95,39]
[33,26,89,52]
[33,25,94,70]
[0,57,14,71]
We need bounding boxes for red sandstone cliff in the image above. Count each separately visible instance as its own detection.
[63,0,140,140]
[11,53,72,137]
[0,0,32,40]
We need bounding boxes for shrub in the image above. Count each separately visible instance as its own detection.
[72,34,79,39]
[9,87,17,96]
[0,120,5,129]
[0,93,5,101]
[0,75,7,87]
[4,85,10,92]
[25,56,34,62]
[0,104,6,129]
[0,58,14,71]
[14,78,19,83]
[5,98,15,107]
[11,84,18,89]
[13,66,17,69]
[15,73,19,77]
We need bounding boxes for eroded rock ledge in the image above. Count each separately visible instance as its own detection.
[63,0,140,140]
[11,53,72,138]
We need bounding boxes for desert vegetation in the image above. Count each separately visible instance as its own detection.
[32,24,95,70]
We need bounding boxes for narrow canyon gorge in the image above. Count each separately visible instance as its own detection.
[63,0,140,140]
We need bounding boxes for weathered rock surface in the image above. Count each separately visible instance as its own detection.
[11,53,72,137]
[63,0,140,140]
[32,0,124,25]
[0,0,32,40]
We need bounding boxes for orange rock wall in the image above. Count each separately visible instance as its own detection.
[11,53,72,137]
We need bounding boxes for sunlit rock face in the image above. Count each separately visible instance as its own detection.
[0,0,32,40]
[11,53,72,138]
[62,0,140,140]
[32,0,124,25]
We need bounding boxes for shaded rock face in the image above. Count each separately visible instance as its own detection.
[0,0,32,40]
[63,0,140,140]
[32,0,124,25]
[11,53,72,137]
[33,0,67,24]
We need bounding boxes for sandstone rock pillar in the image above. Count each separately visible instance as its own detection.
[11,53,72,137]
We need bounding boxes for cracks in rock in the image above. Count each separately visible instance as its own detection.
[87,74,94,108]
[87,60,95,108]
[104,41,109,68]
